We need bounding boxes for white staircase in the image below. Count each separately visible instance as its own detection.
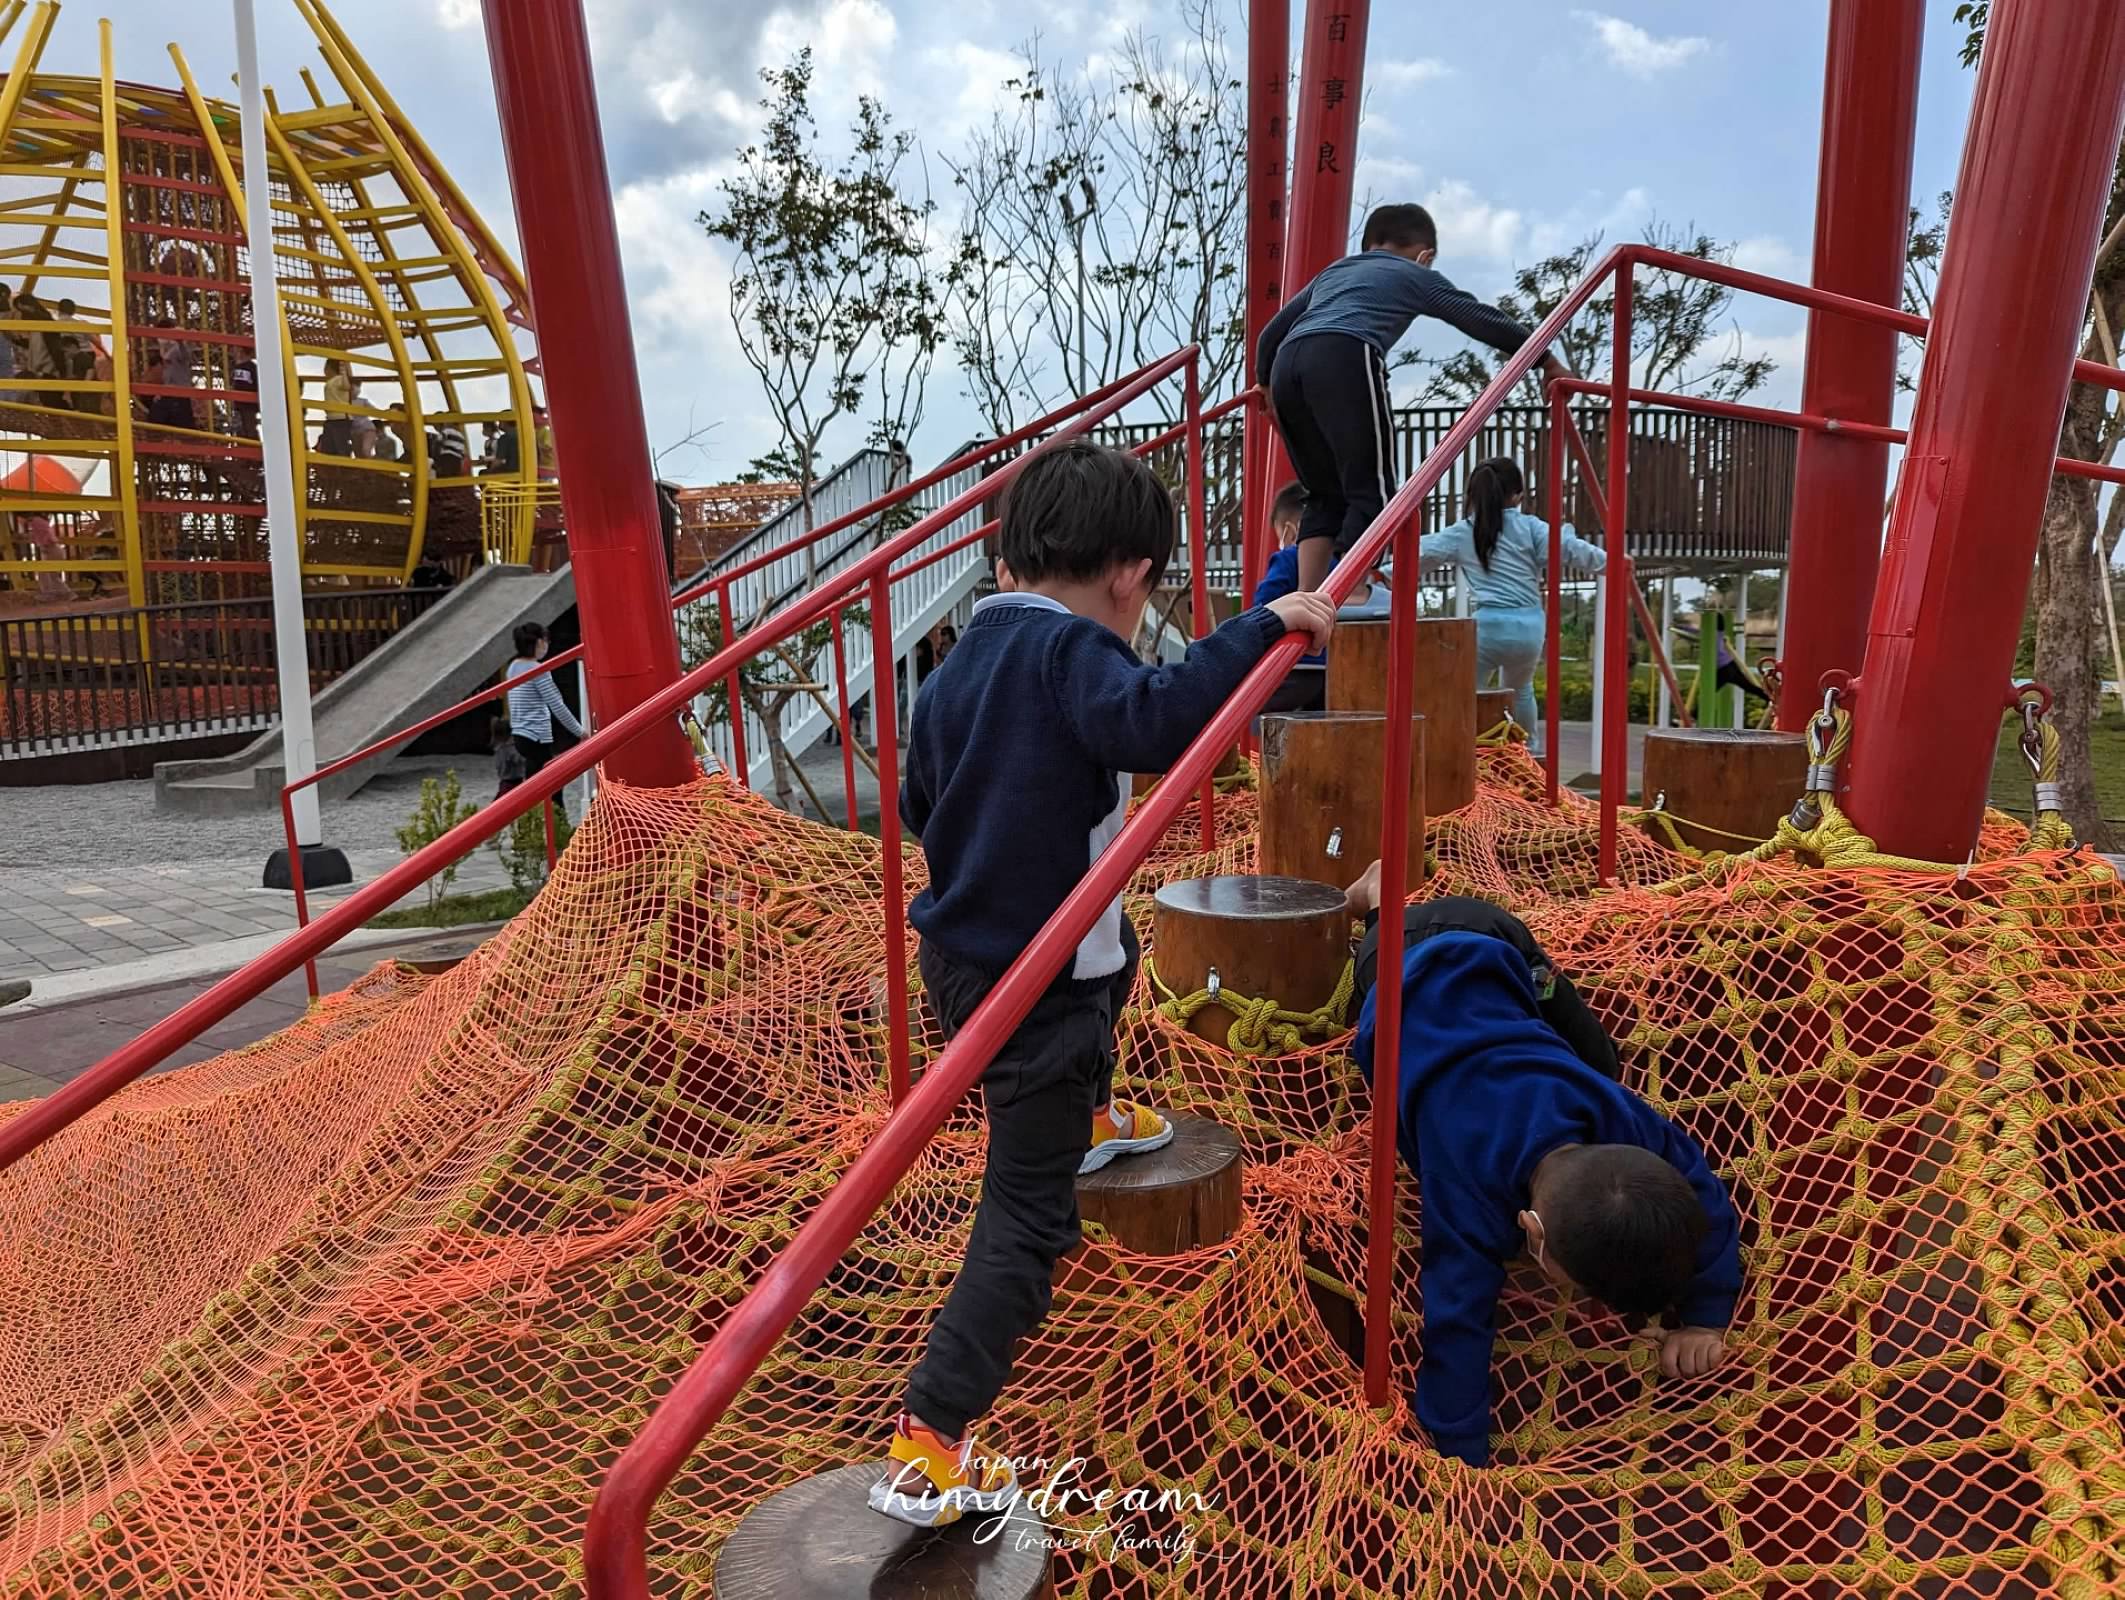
[674,445,995,791]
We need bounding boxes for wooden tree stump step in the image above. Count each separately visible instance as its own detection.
[1477,688,1515,731]
[1258,713,1427,893]
[1325,617,1476,812]
[1639,727,1808,854]
[1077,1113,1243,1255]
[1150,875,1352,1043]
[714,1463,1053,1600]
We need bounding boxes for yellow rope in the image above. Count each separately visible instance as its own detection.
[1477,717,1529,748]
[1656,700,2079,892]
[1145,954,1355,1056]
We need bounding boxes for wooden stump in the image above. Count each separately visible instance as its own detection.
[1078,1113,1243,1254]
[1325,618,1477,812]
[1258,713,1426,892]
[1639,727,1809,853]
[714,1464,1053,1600]
[1476,688,1514,733]
[1151,874,1351,1041]
[1131,744,1242,799]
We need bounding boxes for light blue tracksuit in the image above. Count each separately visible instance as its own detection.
[1419,508,1607,739]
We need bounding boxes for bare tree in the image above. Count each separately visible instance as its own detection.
[941,0,1247,432]
[704,51,942,811]
[1406,219,1778,405]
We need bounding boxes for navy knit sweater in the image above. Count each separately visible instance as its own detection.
[1351,931,1741,1467]
[902,592,1287,981]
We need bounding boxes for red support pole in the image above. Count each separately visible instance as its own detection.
[717,582,749,787]
[1242,0,1291,607]
[1284,0,1368,293]
[1598,264,1633,884]
[1187,356,1217,852]
[869,573,912,1106]
[480,0,694,789]
[1777,0,1925,730]
[280,788,318,999]
[1362,511,1418,1408]
[1842,0,2125,864]
[1545,391,1566,806]
[830,604,859,831]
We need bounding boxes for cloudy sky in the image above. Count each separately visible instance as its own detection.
[73,0,1981,483]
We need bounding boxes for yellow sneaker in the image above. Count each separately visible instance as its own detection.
[1080,1099,1173,1174]
[866,1413,1020,1528]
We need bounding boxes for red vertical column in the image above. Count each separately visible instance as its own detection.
[482,0,695,788]
[1776,0,1925,730]
[1841,0,2125,863]
[1283,0,1368,289]
[1241,0,1291,604]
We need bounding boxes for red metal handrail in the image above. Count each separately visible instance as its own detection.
[577,251,1623,1600]
[0,345,1206,1190]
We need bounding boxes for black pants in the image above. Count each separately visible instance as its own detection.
[1263,664,1326,714]
[1270,333,1397,567]
[1715,659,1768,704]
[903,929,1138,1438]
[1354,897,1621,1081]
[513,734,568,817]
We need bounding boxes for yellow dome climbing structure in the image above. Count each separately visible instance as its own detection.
[0,0,545,607]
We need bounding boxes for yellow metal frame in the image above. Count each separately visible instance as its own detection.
[0,0,545,605]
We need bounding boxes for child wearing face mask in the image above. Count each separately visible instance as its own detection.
[1342,861,1742,1468]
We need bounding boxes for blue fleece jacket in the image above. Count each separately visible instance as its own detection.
[1351,931,1741,1467]
[903,592,1288,981]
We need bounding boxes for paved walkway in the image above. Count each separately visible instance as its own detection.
[0,753,519,989]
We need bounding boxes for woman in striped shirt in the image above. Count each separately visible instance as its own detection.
[504,622,584,793]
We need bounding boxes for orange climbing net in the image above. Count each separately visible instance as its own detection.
[3,745,2123,1597]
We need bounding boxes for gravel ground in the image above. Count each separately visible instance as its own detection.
[0,754,524,872]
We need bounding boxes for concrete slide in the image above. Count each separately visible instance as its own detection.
[154,564,576,815]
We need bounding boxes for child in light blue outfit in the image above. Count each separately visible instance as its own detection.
[1419,457,1606,748]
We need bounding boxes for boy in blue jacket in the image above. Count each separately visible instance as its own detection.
[1343,862,1742,1468]
[873,441,1338,1526]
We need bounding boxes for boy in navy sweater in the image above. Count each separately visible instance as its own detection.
[1343,862,1742,1468]
[873,441,1336,1527]
[1258,203,1573,594]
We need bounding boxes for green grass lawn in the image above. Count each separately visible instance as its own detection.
[1988,708,2125,825]
[368,886,534,930]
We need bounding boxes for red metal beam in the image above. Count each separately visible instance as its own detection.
[1842,0,2125,863]
[1778,0,1925,732]
[480,0,694,787]
[1283,0,1366,298]
[1241,0,1290,606]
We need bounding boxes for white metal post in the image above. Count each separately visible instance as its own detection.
[1732,570,1750,724]
[236,0,321,849]
[1657,576,1674,728]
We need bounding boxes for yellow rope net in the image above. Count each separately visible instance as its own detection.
[0,727,2119,1598]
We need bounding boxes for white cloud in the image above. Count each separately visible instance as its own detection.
[1573,12,1711,77]
[927,41,1029,139]
[1424,177,1526,263]
[762,0,899,107]
[436,0,479,28]
[1372,58,1452,89]
[1731,234,1806,281]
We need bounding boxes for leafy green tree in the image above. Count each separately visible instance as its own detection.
[707,51,942,559]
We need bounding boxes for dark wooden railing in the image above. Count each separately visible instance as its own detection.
[0,588,446,758]
[1105,401,1797,581]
